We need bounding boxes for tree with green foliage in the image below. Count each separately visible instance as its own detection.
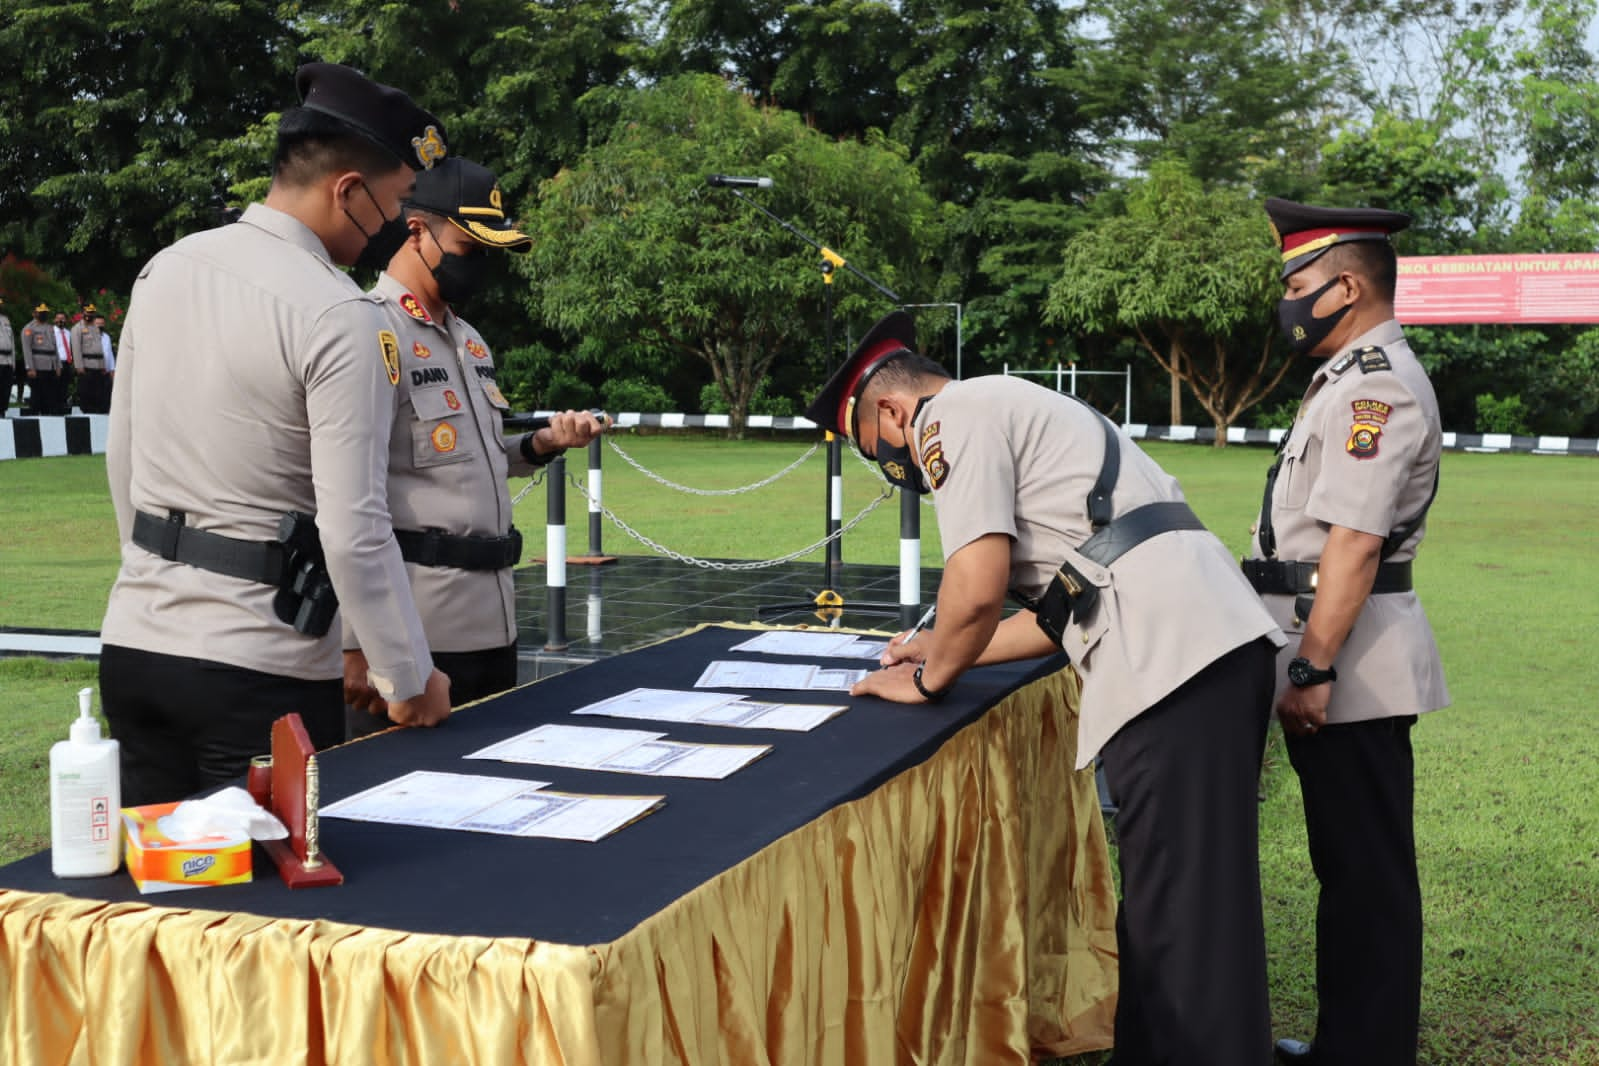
[517,75,941,436]
[1045,162,1288,442]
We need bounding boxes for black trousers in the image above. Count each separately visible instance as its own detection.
[100,644,343,807]
[0,363,12,416]
[346,642,519,739]
[1100,637,1277,1066]
[25,370,60,415]
[1284,716,1422,1066]
[77,369,110,413]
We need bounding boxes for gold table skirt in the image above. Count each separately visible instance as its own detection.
[0,666,1117,1065]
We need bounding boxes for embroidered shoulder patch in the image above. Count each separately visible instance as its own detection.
[1346,421,1383,459]
[378,330,400,386]
[919,421,941,449]
[922,438,951,490]
[1351,398,1391,424]
[399,293,431,323]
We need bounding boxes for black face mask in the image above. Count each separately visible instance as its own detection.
[1277,275,1352,355]
[346,181,411,272]
[424,227,489,305]
[35,313,49,323]
[873,405,930,495]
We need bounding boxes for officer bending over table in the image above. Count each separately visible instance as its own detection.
[807,312,1285,1066]
[100,63,452,806]
[343,157,605,732]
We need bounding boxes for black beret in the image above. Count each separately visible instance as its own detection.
[406,158,532,253]
[803,311,918,439]
[1265,197,1411,279]
[295,62,448,172]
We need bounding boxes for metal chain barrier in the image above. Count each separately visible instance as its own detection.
[509,466,548,507]
[561,470,894,571]
[604,437,820,496]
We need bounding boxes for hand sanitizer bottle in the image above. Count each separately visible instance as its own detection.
[50,687,121,877]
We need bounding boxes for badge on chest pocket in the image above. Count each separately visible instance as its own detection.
[409,387,476,468]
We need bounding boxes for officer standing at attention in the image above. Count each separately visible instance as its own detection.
[343,157,605,732]
[808,312,1285,1066]
[100,63,453,805]
[0,297,14,417]
[1243,200,1448,1066]
[20,304,61,416]
[70,304,109,413]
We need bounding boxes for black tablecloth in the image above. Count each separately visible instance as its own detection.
[1,626,1062,944]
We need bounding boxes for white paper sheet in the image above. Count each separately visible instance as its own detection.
[570,686,747,723]
[708,701,850,731]
[728,631,888,660]
[319,769,662,842]
[465,723,771,780]
[694,660,869,691]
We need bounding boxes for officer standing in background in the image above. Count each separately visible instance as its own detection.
[51,311,73,413]
[0,297,14,417]
[343,157,605,733]
[20,304,60,416]
[100,62,453,805]
[808,312,1285,1066]
[70,304,109,413]
[1243,199,1448,1066]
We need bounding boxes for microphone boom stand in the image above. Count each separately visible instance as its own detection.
[717,185,910,626]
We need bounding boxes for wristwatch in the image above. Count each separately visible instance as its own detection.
[913,663,952,703]
[1287,656,1337,688]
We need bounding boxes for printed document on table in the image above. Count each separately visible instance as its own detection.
[466,723,772,780]
[571,687,746,724]
[694,660,869,692]
[729,630,889,660]
[701,700,849,731]
[320,769,662,841]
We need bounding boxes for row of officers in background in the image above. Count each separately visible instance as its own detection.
[0,300,116,417]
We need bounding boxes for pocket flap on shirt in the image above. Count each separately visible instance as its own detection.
[410,385,468,422]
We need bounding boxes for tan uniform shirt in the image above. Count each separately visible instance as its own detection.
[71,321,106,369]
[1247,320,1449,722]
[21,321,59,372]
[918,376,1284,767]
[101,203,434,700]
[344,272,537,654]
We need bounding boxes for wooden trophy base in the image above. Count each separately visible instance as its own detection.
[260,838,344,888]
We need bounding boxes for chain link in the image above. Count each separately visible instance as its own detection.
[509,467,547,507]
[559,471,894,570]
[604,437,820,495]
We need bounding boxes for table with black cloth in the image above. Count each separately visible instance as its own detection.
[0,624,1118,1065]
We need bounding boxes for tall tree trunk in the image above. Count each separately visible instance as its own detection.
[1169,364,1182,425]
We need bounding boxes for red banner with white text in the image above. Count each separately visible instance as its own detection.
[1396,253,1599,324]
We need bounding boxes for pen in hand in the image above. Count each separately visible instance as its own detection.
[882,604,936,666]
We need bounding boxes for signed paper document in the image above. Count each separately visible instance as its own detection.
[728,630,889,660]
[572,687,848,732]
[466,724,771,780]
[694,660,869,692]
[320,770,663,842]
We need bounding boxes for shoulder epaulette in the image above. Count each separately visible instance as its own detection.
[1328,344,1390,376]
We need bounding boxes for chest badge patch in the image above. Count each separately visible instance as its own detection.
[413,341,432,359]
[465,339,488,359]
[483,382,508,407]
[443,389,462,411]
[431,421,458,453]
[378,330,400,386]
[921,437,951,490]
[400,293,431,323]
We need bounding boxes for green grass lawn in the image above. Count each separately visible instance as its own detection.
[1,439,1596,1064]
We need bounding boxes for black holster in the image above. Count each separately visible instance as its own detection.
[273,511,338,637]
[1034,563,1100,646]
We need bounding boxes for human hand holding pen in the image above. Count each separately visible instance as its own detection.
[880,604,935,667]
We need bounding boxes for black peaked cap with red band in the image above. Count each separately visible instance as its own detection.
[1265,197,1411,280]
[804,311,918,439]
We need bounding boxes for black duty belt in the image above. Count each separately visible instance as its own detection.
[394,526,523,571]
[1241,558,1413,596]
[132,509,287,585]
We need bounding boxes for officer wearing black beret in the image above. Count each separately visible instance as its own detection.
[1245,199,1449,1066]
[101,63,455,804]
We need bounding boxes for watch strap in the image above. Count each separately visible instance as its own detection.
[913,663,951,702]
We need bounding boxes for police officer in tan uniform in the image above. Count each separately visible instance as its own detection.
[343,157,604,732]
[20,304,61,416]
[70,304,110,413]
[0,297,15,416]
[808,312,1285,1066]
[100,62,454,805]
[1242,200,1448,1066]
